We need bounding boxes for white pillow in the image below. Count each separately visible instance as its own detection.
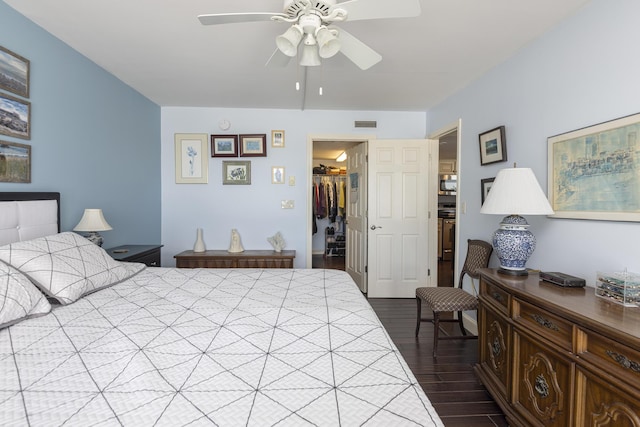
[0,232,144,305]
[0,260,51,328]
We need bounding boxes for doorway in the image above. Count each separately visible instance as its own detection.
[310,138,365,273]
[429,121,461,287]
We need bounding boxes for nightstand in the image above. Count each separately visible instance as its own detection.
[106,244,163,267]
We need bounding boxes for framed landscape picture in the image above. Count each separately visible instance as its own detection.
[239,134,267,157]
[0,45,29,98]
[0,92,30,140]
[479,126,506,165]
[0,140,30,183]
[211,134,238,157]
[548,112,640,222]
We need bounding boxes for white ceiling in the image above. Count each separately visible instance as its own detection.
[4,0,590,111]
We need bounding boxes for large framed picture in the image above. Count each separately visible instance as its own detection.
[0,92,30,140]
[548,112,640,222]
[479,126,506,165]
[239,134,267,157]
[174,133,208,184]
[0,45,29,98]
[211,134,238,157]
[0,140,30,183]
[222,160,251,185]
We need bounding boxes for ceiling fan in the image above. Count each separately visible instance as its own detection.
[198,0,421,70]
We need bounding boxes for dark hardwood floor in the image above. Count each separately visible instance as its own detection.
[312,254,508,426]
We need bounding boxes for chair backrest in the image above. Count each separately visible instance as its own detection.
[458,239,493,290]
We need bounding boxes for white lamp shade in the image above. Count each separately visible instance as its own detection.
[73,209,113,232]
[276,25,303,57]
[480,167,554,216]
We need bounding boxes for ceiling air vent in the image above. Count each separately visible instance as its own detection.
[354,120,377,128]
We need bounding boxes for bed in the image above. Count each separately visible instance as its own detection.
[0,192,444,426]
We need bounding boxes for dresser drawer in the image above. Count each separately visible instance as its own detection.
[577,367,640,426]
[514,299,573,351]
[580,330,640,388]
[481,279,510,315]
[513,331,573,426]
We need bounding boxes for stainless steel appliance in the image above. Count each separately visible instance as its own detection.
[438,174,457,196]
[437,204,456,261]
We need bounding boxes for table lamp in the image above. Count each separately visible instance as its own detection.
[73,208,112,246]
[480,166,554,275]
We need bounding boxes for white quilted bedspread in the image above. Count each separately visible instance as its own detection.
[1,268,443,426]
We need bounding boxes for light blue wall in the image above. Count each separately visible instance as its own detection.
[0,1,161,247]
[429,0,640,285]
[161,107,427,267]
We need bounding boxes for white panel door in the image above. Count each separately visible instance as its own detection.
[367,139,434,298]
[345,143,367,292]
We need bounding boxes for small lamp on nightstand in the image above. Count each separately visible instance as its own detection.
[73,208,112,246]
[480,166,554,276]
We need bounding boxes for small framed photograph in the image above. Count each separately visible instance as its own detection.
[272,166,285,184]
[481,177,495,205]
[0,45,29,98]
[479,126,507,166]
[175,133,208,184]
[222,160,251,185]
[211,134,238,157]
[0,140,31,183]
[0,92,30,140]
[239,134,267,157]
[271,130,285,148]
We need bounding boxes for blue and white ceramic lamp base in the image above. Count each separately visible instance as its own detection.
[492,215,536,276]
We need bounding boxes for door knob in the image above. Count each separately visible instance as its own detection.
[370,225,382,230]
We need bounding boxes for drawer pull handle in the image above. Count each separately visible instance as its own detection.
[607,350,640,373]
[530,314,559,331]
[534,374,550,398]
[492,336,501,358]
[491,292,504,303]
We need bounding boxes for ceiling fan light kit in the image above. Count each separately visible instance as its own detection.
[198,0,421,71]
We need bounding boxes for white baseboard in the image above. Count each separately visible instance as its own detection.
[462,312,478,335]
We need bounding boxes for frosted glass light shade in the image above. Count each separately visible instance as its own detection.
[276,25,303,57]
[299,44,321,66]
[316,26,340,58]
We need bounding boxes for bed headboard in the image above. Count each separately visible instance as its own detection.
[0,192,60,246]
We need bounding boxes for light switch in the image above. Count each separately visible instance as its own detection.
[289,176,296,186]
[281,200,294,209]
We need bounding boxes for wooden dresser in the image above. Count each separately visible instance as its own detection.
[476,268,640,427]
[174,250,295,269]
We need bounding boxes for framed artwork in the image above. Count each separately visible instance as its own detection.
[239,134,267,157]
[222,160,251,185]
[174,133,208,184]
[271,166,285,184]
[211,134,238,157]
[0,140,30,183]
[548,112,640,222]
[481,177,495,205]
[271,130,285,148]
[0,45,29,98]
[0,92,30,140]
[479,126,507,165]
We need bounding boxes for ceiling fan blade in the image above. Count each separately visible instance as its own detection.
[198,12,285,25]
[336,28,382,70]
[332,0,421,21]
[265,49,292,68]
